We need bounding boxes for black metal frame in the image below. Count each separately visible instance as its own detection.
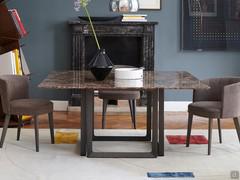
[79,89,159,158]
[79,88,166,158]
[93,92,152,141]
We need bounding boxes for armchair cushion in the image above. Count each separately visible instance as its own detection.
[10,99,53,115]
[188,101,222,118]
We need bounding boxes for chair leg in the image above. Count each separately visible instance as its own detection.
[102,99,108,129]
[128,100,136,129]
[132,100,136,129]
[217,118,222,144]
[208,118,213,155]
[48,112,55,144]
[17,115,23,141]
[129,100,133,117]
[186,113,193,147]
[0,115,11,148]
[33,115,39,152]
[233,117,240,143]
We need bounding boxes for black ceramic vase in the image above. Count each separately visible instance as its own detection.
[88,49,113,81]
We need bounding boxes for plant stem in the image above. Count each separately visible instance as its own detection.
[84,6,101,50]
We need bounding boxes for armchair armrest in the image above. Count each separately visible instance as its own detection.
[222,82,240,118]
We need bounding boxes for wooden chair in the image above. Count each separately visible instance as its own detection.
[186,77,240,155]
[0,75,54,152]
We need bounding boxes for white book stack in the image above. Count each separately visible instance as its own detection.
[122,14,147,22]
[0,48,30,75]
[0,51,17,75]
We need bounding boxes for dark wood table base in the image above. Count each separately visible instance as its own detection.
[80,89,159,158]
[158,89,165,156]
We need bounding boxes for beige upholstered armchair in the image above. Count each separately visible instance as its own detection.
[186,77,240,155]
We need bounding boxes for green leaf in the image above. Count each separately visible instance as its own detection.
[80,0,91,7]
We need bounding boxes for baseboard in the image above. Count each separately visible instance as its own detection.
[51,101,69,111]
[52,101,191,112]
[164,101,191,112]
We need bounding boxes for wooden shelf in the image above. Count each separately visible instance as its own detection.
[0,0,6,4]
[0,40,19,54]
[0,2,21,55]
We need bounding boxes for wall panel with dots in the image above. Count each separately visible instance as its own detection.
[182,0,240,51]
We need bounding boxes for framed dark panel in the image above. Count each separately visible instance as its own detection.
[181,0,240,51]
[188,0,217,17]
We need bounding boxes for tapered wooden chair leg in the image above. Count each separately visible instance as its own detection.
[186,113,193,147]
[102,99,108,129]
[48,112,55,144]
[233,117,240,143]
[208,118,213,155]
[17,115,22,141]
[0,115,11,148]
[217,118,222,144]
[34,115,39,152]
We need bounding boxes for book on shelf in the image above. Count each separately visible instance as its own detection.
[13,49,23,75]
[8,9,27,37]
[122,14,148,22]
[122,18,148,22]
[0,4,28,55]
[123,14,147,17]
[0,48,30,75]
[0,51,16,75]
[122,19,147,22]
[20,48,30,75]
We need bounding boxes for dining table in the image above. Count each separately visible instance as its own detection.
[39,70,208,158]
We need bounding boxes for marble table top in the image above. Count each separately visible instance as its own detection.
[39,71,209,90]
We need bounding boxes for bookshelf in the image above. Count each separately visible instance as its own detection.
[0,1,21,54]
[0,0,29,126]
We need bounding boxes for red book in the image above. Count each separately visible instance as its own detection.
[9,9,27,36]
[9,12,23,37]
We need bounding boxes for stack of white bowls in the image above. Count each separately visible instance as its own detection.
[114,67,144,87]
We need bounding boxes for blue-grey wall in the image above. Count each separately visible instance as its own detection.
[8,0,240,101]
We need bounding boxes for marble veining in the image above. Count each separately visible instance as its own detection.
[39,71,209,90]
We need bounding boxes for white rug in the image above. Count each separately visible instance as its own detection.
[0,129,240,180]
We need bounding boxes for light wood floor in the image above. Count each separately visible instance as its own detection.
[24,111,236,129]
